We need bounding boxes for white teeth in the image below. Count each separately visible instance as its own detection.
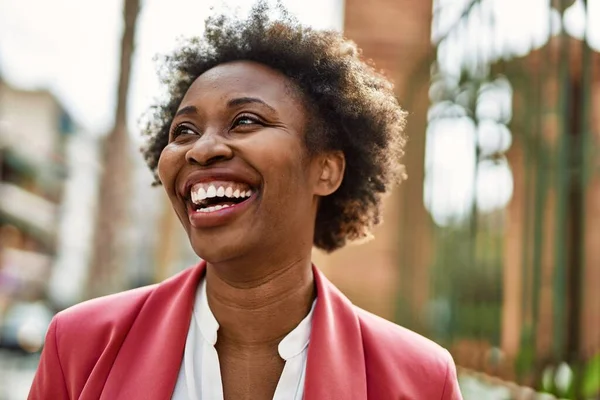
[206,185,217,198]
[198,204,230,213]
[191,183,253,204]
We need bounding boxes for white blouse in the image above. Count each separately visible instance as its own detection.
[171,278,315,400]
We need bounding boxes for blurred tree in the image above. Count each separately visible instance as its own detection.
[87,0,140,299]
[427,0,599,398]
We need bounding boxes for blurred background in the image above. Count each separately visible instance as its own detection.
[0,0,598,398]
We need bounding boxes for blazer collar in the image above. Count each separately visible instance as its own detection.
[100,262,204,400]
[100,261,368,399]
[304,265,368,399]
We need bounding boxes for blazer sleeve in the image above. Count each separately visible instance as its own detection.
[441,350,463,400]
[28,316,69,400]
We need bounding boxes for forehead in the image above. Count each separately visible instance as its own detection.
[179,60,303,110]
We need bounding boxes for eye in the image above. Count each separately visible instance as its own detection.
[171,124,198,139]
[232,114,261,128]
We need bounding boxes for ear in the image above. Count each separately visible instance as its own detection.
[314,151,345,196]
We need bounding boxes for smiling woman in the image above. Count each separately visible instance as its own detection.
[28,2,462,400]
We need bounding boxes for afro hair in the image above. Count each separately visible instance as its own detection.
[141,1,407,252]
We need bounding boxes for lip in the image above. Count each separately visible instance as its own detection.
[179,168,259,200]
[179,167,260,229]
[187,191,256,228]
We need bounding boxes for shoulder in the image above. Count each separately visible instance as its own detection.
[356,306,450,366]
[57,284,157,332]
[355,306,461,399]
[54,284,158,352]
[55,264,201,334]
[32,284,158,397]
[32,265,204,398]
[50,264,202,357]
[52,284,158,356]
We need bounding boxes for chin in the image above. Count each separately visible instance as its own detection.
[188,231,250,264]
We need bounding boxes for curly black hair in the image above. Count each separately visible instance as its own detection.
[141,1,407,252]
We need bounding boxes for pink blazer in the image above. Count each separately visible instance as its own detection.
[29,262,462,399]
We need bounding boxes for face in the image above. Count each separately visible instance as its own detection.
[157,61,341,265]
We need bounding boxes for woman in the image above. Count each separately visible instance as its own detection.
[29,4,462,399]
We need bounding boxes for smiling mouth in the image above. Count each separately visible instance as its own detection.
[189,182,254,213]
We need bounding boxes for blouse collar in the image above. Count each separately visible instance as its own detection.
[195,277,316,360]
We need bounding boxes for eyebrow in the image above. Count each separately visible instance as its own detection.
[226,97,277,113]
[174,105,198,118]
[174,97,277,118]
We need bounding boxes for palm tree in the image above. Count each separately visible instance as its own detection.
[87,0,141,299]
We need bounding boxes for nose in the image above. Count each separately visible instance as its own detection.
[185,132,233,166]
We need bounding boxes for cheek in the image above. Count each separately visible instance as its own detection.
[259,140,312,202]
[157,144,183,191]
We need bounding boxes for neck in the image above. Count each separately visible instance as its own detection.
[205,255,315,348]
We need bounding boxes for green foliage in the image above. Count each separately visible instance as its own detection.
[515,326,535,379]
[532,354,600,399]
[582,354,600,398]
[454,303,501,341]
[429,224,503,345]
[541,365,554,393]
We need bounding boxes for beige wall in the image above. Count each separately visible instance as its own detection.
[502,40,600,361]
[0,83,62,161]
[315,0,434,323]
[581,50,600,356]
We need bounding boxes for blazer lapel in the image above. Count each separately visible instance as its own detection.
[303,266,368,399]
[100,261,206,399]
[97,262,367,399]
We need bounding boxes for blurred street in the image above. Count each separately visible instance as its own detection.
[0,351,38,400]
[0,358,555,400]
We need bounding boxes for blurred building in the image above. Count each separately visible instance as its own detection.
[312,0,434,326]
[502,37,600,368]
[311,0,600,392]
[0,81,73,353]
[47,129,101,309]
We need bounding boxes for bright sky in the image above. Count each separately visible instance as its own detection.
[425,0,598,225]
[0,0,596,225]
[0,0,343,135]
